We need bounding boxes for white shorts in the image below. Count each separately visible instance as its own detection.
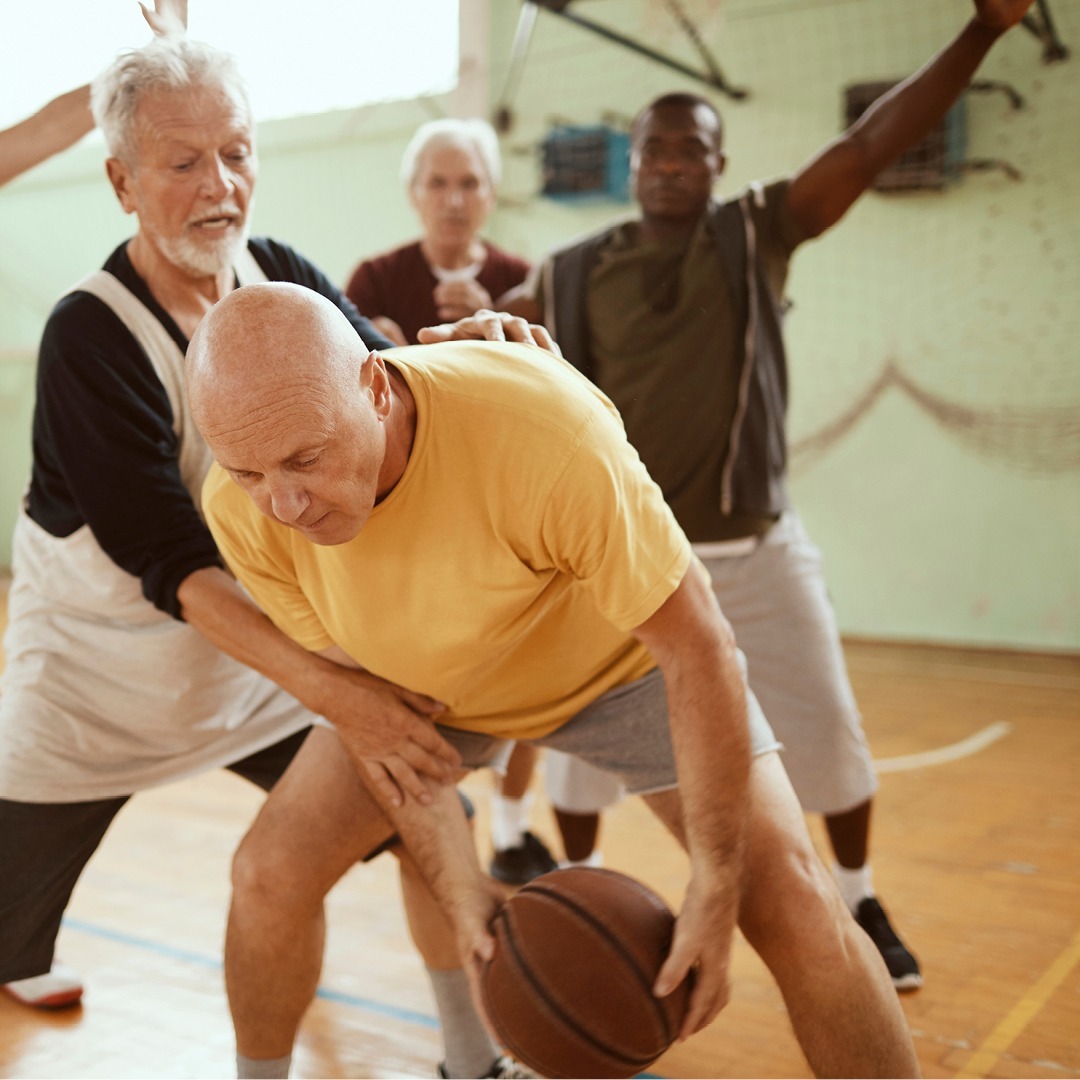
[696,510,878,815]
[542,750,625,814]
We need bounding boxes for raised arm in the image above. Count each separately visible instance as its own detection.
[139,0,188,36]
[0,0,189,186]
[631,564,752,1038]
[0,87,94,187]
[788,0,1035,238]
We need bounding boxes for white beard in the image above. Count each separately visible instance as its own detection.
[154,217,252,278]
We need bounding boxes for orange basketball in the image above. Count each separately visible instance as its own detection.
[481,867,691,1079]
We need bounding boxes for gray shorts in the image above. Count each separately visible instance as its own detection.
[697,510,878,814]
[437,666,780,796]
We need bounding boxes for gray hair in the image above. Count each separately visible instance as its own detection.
[400,118,501,190]
[91,36,252,162]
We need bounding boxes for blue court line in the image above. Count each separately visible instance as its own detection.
[60,915,438,1028]
[60,915,664,1076]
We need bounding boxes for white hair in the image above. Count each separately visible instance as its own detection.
[91,36,252,162]
[399,117,502,190]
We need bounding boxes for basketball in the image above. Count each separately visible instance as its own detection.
[480,866,692,1079]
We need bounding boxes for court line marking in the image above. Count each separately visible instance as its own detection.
[954,925,1080,1078]
[61,915,439,1029]
[848,657,1080,692]
[872,721,1012,773]
[60,915,665,1078]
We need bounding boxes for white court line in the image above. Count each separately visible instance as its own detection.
[873,721,1013,774]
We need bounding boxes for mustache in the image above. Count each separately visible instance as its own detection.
[187,204,243,224]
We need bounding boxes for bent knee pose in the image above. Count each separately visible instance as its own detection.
[1,30,550,1080]
[188,282,921,1076]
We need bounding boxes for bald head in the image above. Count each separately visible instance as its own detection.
[188,283,408,545]
[188,282,362,426]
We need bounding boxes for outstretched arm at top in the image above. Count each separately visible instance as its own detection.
[0,0,188,186]
[0,87,94,187]
[788,0,1035,238]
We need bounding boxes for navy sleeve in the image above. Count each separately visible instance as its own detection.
[249,237,396,350]
[27,292,224,619]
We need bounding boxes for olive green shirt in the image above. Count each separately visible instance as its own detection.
[580,180,804,541]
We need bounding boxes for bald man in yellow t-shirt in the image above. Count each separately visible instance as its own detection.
[189,282,918,1076]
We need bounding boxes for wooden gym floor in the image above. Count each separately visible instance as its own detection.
[1,581,1078,1079]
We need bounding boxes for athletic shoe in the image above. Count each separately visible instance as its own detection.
[437,1056,538,1079]
[3,962,84,1009]
[855,896,923,990]
[488,831,558,885]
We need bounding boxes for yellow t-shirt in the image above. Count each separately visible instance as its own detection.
[202,341,692,740]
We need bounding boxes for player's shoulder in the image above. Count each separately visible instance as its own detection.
[40,281,137,371]
[393,340,616,430]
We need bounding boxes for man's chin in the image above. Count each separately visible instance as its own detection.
[296,518,359,547]
[642,195,705,220]
[169,231,248,277]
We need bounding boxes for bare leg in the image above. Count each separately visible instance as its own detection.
[489,743,557,883]
[227,727,462,1058]
[552,808,600,862]
[398,845,463,971]
[497,742,537,800]
[643,754,919,1078]
[824,797,872,868]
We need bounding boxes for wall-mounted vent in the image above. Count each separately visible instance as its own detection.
[540,124,631,202]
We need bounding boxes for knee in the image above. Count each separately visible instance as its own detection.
[230,828,310,917]
[740,846,850,962]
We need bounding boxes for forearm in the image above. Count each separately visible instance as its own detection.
[635,569,752,885]
[0,86,93,186]
[494,283,541,322]
[790,14,1011,236]
[664,629,751,883]
[849,17,1005,176]
[378,782,488,917]
[176,564,342,716]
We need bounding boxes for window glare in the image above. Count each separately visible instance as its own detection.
[1,1,459,129]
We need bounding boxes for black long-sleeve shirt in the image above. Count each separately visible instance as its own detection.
[26,237,393,619]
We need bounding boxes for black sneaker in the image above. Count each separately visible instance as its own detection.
[437,1055,538,1078]
[488,831,558,885]
[855,896,923,991]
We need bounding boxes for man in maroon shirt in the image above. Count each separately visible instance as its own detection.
[345,118,530,346]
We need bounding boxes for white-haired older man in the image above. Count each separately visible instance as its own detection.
[0,31,543,1080]
[345,117,531,347]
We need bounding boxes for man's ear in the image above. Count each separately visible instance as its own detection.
[361,351,393,419]
[714,151,728,180]
[105,157,138,214]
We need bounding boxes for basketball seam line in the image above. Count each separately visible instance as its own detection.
[515,881,676,1055]
[494,906,659,1072]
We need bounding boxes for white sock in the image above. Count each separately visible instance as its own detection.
[427,967,501,1079]
[490,792,533,851]
[236,1053,291,1079]
[832,862,874,913]
[559,850,603,870]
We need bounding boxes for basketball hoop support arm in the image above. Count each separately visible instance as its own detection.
[495,0,748,131]
[534,0,748,100]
